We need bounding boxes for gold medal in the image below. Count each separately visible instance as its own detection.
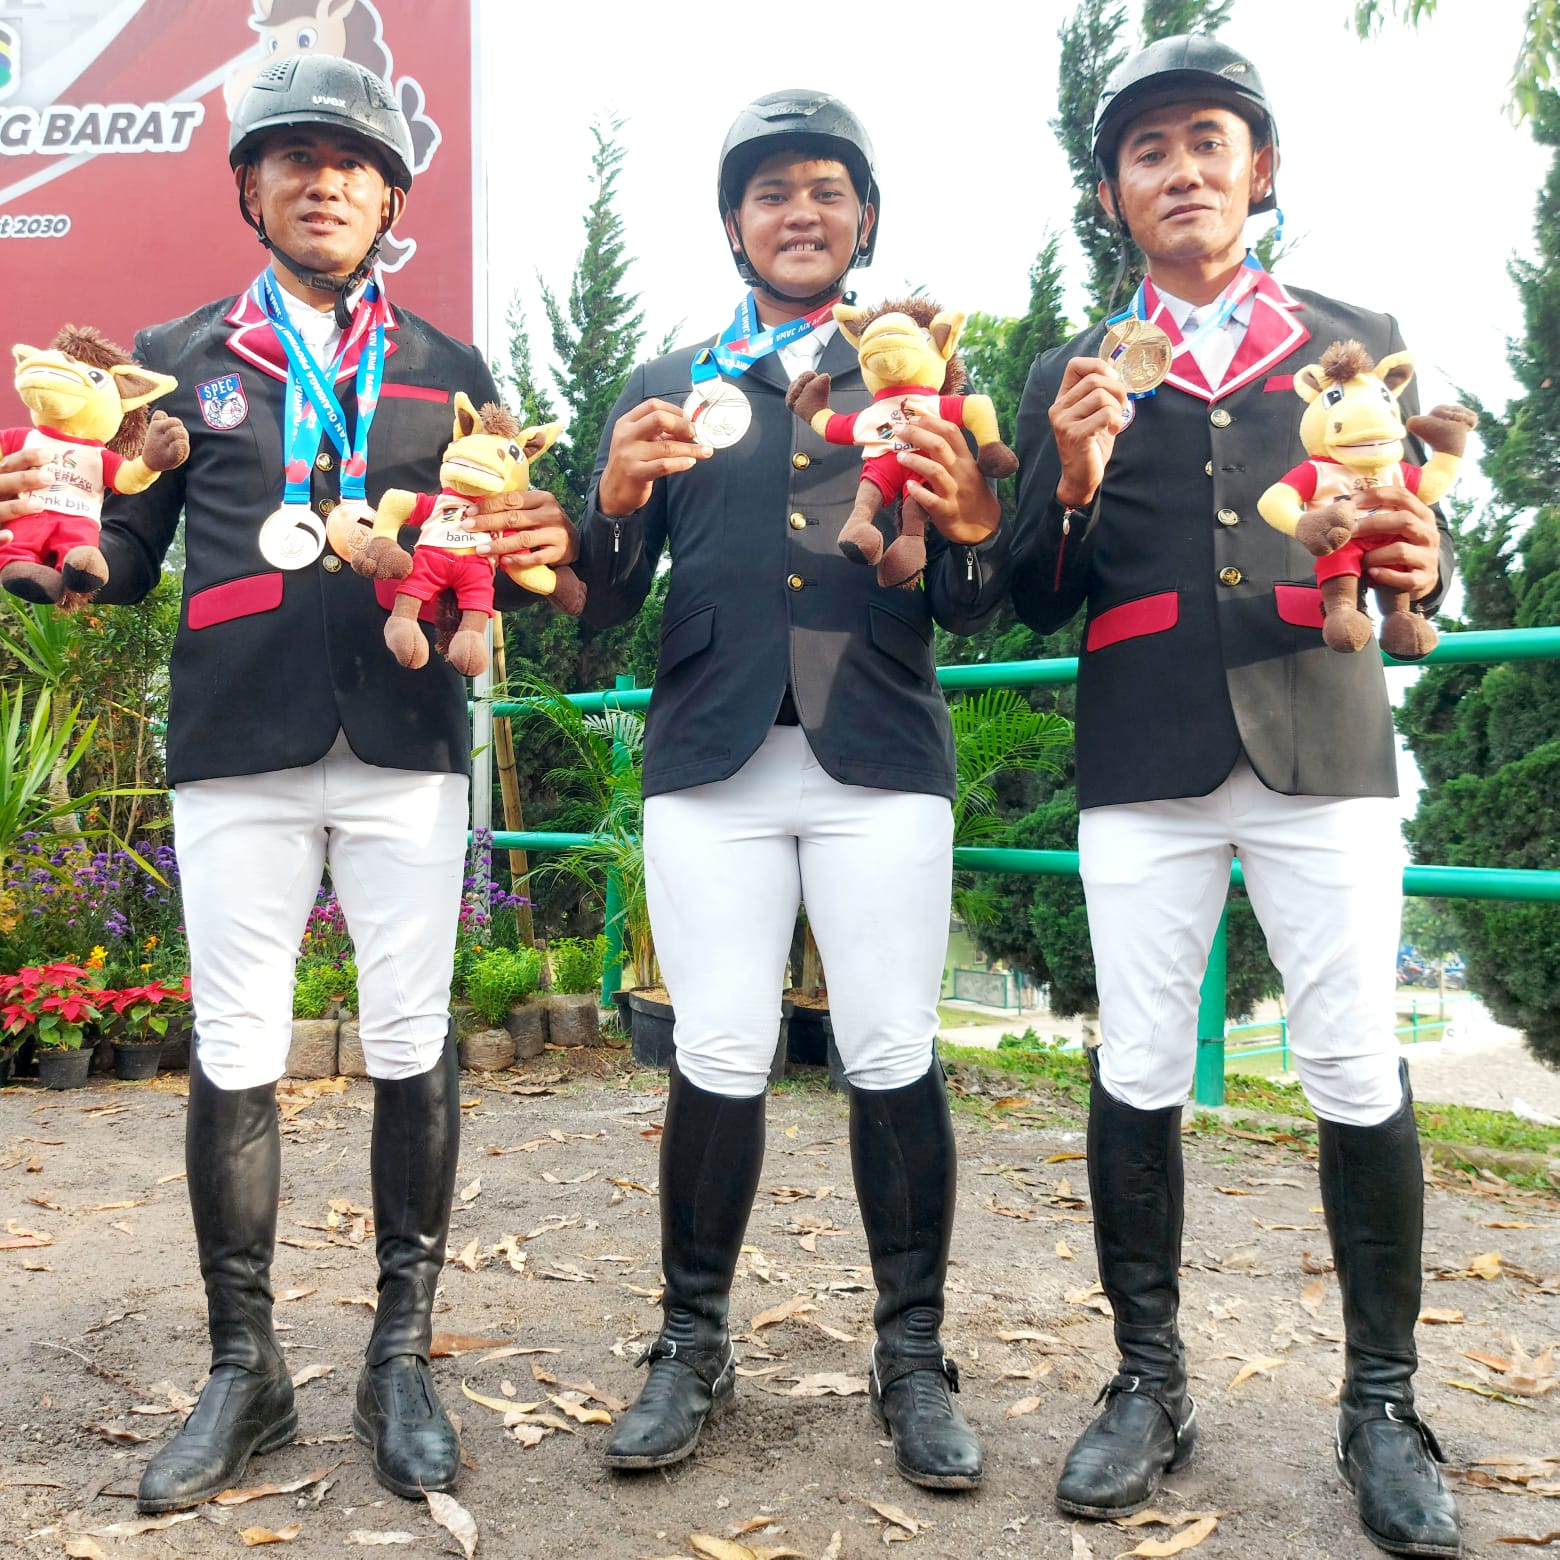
[258,504,327,570]
[1102,317,1174,395]
[326,499,378,564]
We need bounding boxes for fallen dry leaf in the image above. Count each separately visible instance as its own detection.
[426,1490,477,1560]
[82,1512,197,1537]
[459,1177,481,1203]
[1420,1307,1465,1325]
[0,1220,52,1250]
[289,1363,333,1389]
[64,1541,110,1560]
[430,1333,511,1357]
[239,1523,302,1545]
[215,1465,335,1505]
[1472,1251,1504,1280]
[1121,1515,1219,1555]
[781,1373,867,1398]
[1448,1378,1534,1409]
[1492,1532,1560,1546]
[690,1538,758,1560]
[1299,1277,1326,1319]
[550,1391,612,1424]
[1055,1240,1075,1260]
[1006,1395,1043,1418]
[865,1500,922,1537]
[451,1237,482,1272]
[347,1532,416,1546]
[1227,1356,1287,1391]
[752,1295,816,1331]
[821,1534,844,1560]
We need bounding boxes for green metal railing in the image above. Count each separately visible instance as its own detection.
[490,625,1560,1106]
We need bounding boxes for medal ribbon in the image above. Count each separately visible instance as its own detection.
[689,292,840,387]
[1106,250,1265,400]
[254,269,387,504]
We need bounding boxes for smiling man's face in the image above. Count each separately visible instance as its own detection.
[726,151,872,303]
[243,126,393,297]
[1102,102,1272,273]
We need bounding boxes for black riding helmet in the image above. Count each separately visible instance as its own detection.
[230,55,414,324]
[717,90,879,303]
[1092,34,1279,215]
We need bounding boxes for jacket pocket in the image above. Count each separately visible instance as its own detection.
[187,572,284,631]
[658,604,716,675]
[1085,590,1178,652]
[868,601,934,679]
[1274,582,1324,629]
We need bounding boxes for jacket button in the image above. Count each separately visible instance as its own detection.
[1219,566,1243,586]
[1210,408,1232,428]
[1217,507,1239,526]
[789,512,808,530]
[787,573,805,592]
[318,497,337,515]
[315,452,334,472]
[1204,461,1213,477]
[322,554,342,573]
[792,452,811,470]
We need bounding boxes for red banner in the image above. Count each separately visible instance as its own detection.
[0,0,477,425]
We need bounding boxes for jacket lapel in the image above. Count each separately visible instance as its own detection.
[223,282,401,384]
[1146,268,1310,403]
[1216,270,1308,399]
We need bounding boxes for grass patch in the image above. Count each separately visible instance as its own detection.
[936,1032,1558,1175]
[935,1004,1005,1029]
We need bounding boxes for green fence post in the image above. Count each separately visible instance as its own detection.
[600,674,636,1009]
[1194,908,1229,1107]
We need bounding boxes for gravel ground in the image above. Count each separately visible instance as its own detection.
[0,1046,1556,1560]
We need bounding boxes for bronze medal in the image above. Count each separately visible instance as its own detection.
[326,499,378,563]
[1102,317,1174,395]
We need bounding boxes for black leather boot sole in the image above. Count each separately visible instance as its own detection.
[137,1364,297,1512]
[851,1063,983,1491]
[1055,1381,1197,1518]
[604,1063,764,1475]
[353,1355,460,1497]
[869,1349,982,1490]
[603,1340,737,1469]
[1321,1071,1461,1559]
[137,1062,293,1514]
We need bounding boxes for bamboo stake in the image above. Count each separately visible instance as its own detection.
[488,613,535,947]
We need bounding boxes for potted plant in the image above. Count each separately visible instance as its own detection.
[287,958,354,1079]
[104,977,188,1080]
[1,962,104,1089]
[547,935,605,1048]
[459,944,546,1070]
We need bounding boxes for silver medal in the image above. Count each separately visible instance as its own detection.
[683,381,752,450]
[258,504,327,570]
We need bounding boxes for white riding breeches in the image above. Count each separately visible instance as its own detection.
[173,740,469,1090]
[1079,758,1407,1126]
[644,724,954,1098]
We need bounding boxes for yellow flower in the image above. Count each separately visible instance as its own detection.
[139,962,152,972]
[143,935,159,950]
[87,946,107,969]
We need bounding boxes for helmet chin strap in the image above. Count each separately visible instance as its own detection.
[240,174,403,328]
[731,205,870,314]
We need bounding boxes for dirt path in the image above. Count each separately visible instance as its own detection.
[1,1053,1556,1560]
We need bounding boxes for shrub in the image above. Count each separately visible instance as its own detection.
[466,945,544,1028]
[550,934,605,996]
[293,959,357,1021]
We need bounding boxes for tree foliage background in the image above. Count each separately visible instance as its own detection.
[1398,90,1560,1069]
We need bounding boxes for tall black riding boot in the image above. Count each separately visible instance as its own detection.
[137,1061,296,1512]
[1055,1055,1195,1519]
[353,1040,462,1497]
[604,1059,766,1470]
[1320,1068,1461,1559]
[852,1060,983,1490]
